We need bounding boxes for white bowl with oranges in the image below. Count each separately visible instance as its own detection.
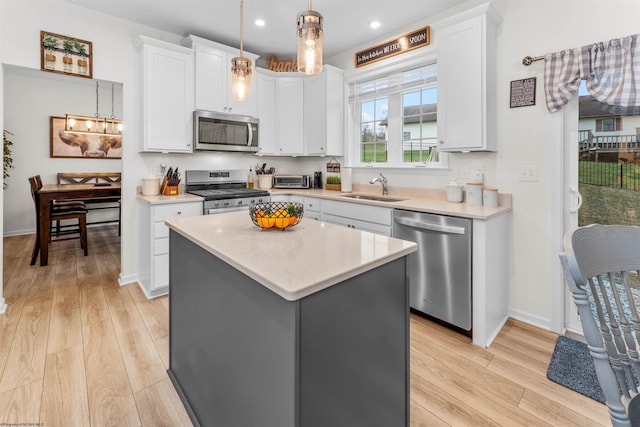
[249,202,304,230]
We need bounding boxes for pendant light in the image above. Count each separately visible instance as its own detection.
[231,0,252,101]
[65,81,123,136]
[296,0,323,75]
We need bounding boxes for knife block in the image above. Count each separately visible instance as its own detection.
[162,185,179,195]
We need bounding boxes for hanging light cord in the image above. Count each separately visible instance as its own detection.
[239,0,244,57]
[111,84,115,119]
[95,81,100,118]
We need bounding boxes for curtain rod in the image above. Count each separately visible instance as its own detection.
[522,55,544,66]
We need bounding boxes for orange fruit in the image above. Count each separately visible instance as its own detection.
[273,209,291,229]
[288,216,298,226]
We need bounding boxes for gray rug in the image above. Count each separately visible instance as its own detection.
[547,335,605,404]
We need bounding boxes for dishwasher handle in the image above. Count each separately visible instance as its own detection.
[394,216,466,235]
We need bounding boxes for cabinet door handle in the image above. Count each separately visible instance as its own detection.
[177,211,182,215]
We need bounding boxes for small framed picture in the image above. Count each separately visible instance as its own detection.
[510,77,536,108]
[40,31,93,79]
[50,116,122,159]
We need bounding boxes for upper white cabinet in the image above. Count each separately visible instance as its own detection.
[436,4,501,152]
[304,65,344,156]
[256,69,277,155]
[184,35,258,117]
[276,76,304,155]
[137,35,194,153]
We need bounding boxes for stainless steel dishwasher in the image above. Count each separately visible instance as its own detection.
[392,209,472,331]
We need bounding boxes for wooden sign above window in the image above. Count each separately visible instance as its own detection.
[354,27,430,68]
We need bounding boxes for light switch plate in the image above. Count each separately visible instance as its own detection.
[518,166,538,182]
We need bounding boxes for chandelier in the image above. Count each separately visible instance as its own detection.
[65,82,123,136]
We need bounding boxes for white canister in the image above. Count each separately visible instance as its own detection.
[483,187,499,207]
[141,175,160,196]
[465,182,484,205]
[446,181,464,203]
[258,174,273,189]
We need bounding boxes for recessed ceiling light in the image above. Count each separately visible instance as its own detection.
[255,19,265,27]
[370,21,381,29]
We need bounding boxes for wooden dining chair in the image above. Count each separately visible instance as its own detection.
[560,224,640,427]
[29,175,89,265]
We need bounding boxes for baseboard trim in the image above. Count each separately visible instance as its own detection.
[508,308,552,332]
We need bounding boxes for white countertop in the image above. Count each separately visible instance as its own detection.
[270,185,512,220]
[165,211,417,301]
[137,192,203,204]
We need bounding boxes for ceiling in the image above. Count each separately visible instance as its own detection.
[61,0,466,58]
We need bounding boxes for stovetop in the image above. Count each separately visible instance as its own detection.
[188,188,269,201]
[185,169,269,201]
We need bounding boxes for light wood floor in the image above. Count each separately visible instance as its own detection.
[0,226,610,426]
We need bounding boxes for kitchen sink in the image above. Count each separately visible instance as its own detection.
[339,194,407,202]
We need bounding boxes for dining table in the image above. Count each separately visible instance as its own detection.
[35,182,122,266]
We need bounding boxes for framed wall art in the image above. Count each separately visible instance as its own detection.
[50,116,122,159]
[41,31,93,78]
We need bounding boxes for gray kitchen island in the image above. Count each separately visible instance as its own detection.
[165,211,417,427]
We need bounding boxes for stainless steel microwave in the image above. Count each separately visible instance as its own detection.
[194,110,259,152]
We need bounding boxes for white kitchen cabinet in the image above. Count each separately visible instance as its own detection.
[321,199,392,236]
[304,65,344,156]
[184,35,258,117]
[138,199,202,298]
[436,4,501,152]
[256,69,277,155]
[276,77,304,155]
[137,35,194,153]
[303,197,321,221]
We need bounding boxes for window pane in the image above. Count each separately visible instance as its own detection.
[402,84,437,163]
[361,100,374,122]
[359,96,388,163]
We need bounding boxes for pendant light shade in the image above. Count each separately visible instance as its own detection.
[296,0,323,75]
[231,0,252,101]
[65,82,122,136]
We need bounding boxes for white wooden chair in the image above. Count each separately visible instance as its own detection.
[560,224,640,427]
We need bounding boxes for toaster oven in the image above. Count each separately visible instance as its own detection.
[273,175,311,189]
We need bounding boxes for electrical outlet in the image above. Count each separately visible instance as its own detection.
[518,166,539,182]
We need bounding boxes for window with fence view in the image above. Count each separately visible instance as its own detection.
[578,91,640,226]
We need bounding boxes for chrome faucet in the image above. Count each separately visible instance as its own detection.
[369,173,388,196]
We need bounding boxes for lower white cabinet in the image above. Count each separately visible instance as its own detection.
[321,199,392,236]
[303,197,321,221]
[139,200,202,298]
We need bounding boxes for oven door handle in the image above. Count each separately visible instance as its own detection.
[247,123,253,147]
[206,205,250,215]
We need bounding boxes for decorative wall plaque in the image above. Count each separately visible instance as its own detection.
[510,77,536,108]
[355,27,430,68]
[266,55,297,72]
[40,31,93,79]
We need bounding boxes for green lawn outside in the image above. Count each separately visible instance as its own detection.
[579,161,640,226]
[361,142,432,163]
[579,184,640,226]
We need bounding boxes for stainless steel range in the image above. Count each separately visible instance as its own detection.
[185,170,270,214]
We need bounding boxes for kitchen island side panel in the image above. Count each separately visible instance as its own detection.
[168,231,298,427]
[168,229,409,427]
[299,256,409,427]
